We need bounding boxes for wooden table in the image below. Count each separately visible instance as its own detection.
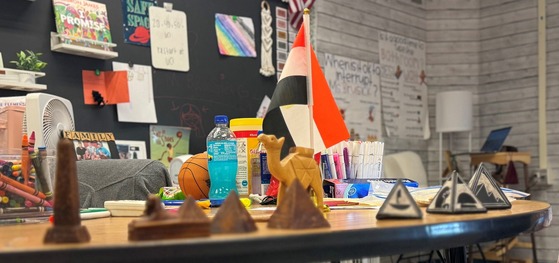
[0,200,551,263]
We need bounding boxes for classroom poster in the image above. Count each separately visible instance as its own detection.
[378,31,427,139]
[149,125,191,168]
[52,0,112,43]
[122,0,157,46]
[149,5,190,72]
[324,53,382,141]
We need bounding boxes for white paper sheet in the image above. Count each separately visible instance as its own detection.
[112,62,157,123]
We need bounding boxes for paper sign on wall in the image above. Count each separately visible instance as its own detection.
[149,5,189,72]
[82,70,129,105]
[122,0,157,46]
[112,62,157,123]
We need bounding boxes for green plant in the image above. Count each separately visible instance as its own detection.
[10,50,47,72]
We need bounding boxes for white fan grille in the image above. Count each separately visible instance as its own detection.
[42,99,75,150]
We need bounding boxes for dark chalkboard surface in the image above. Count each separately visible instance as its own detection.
[0,0,285,155]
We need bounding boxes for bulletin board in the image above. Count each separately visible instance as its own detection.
[0,0,285,155]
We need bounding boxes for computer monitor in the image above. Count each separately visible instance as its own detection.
[479,127,512,153]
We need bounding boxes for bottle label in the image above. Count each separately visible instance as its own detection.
[236,138,249,196]
[207,141,237,162]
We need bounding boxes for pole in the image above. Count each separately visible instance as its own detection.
[303,8,314,150]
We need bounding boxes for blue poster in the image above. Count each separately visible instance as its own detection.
[122,0,157,46]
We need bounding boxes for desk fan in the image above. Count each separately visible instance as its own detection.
[24,93,75,151]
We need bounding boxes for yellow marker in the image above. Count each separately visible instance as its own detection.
[1,196,9,203]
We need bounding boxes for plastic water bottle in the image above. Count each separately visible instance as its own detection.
[207,115,238,206]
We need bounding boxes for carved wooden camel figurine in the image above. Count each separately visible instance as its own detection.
[257,134,324,209]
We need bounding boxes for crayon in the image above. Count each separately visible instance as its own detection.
[28,131,36,154]
[0,173,47,199]
[30,151,53,200]
[0,180,51,207]
[38,147,54,200]
[21,134,30,185]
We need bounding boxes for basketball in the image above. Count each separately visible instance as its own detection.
[178,152,210,200]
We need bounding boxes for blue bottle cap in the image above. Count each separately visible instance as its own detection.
[257,130,263,135]
[214,115,228,124]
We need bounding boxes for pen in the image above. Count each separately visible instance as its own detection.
[0,218,49,225]
[343,145,350,178]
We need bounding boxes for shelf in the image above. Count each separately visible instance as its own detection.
[50,32,118,60]
[0,68,47,91]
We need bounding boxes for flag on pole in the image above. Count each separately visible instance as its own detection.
[263,23,349,159]
[288,0,316,29]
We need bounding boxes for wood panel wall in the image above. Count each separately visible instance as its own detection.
[315,0,558,261]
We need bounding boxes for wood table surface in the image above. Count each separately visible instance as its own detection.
[0,200,551,263]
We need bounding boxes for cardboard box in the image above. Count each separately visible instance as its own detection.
[323,178,419,198]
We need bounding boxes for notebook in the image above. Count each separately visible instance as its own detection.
[475,126,512,154]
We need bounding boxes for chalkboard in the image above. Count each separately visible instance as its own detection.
[0,0,285,155]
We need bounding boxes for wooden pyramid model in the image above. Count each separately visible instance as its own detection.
[468,163,511,209]
[128,195,211,241]
[376,179,422,219]
[211,191,257,234]
[268,179,330,229]
[427,171,487,214]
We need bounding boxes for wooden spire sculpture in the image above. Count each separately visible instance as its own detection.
[128,195,210,241]
[211,191,257,234]
[44,138,91,244]
[268,179,330,229]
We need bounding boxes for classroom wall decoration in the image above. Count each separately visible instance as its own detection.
[150,125,191,168]
[122,0,157,46]
[0,0,285,155]
[324,53,382,141]
[112,62,157,123]
[215,13,257,57]
[378,31,427,139]
[53,0,112,44]
[149,4,190,72]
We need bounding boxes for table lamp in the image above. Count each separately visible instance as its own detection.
[436,90,473,184]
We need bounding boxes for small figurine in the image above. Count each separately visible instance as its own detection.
[44,138,90,244]
[257,134,324,209]
[128,195,210,241]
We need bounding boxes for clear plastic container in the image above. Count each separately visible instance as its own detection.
[206,115,238,206]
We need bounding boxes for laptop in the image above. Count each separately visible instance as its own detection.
[475,126,512,154]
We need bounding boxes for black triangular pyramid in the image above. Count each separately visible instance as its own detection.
[468,164,511,209]
[377,179,422,219]
[427,171,487,214]
[211,191,257,233]
[268,179,330,229]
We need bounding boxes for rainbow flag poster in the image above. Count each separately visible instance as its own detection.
[215,13,256,57]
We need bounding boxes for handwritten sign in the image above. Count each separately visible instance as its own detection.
[149,6,189,72]
[324,53,382,141]
[378,31,427,139]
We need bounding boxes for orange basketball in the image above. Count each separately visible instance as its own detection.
[178,152,210,200]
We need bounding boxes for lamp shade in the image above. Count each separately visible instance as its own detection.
[436,90,473,132]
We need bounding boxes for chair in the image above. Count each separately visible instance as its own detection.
[383,151,428,187]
